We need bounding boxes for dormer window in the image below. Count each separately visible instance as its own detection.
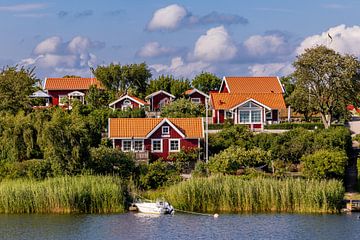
[162,126,170,135]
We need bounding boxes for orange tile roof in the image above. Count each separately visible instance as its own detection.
[184,89,193,95]
[44,78,103,90]
[129,95,148,105]
[224,76,284,94]
[109,118,203,138]
[210,92,286,110]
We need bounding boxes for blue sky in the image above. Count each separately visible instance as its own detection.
[1,0,360,79]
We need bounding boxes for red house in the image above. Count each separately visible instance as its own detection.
[145,90,175,111]
[211,76,286,130]
[184,88,209,105]
[44,77,102,106]
[108,118,204,160]
[109,94,148,110]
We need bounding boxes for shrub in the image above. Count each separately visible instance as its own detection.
[208,146,272,174]
[312,127,352,154]
[301,150,348,179]
[191,161,208,178]
[265,122,324,130]
[89,146,135,178]
[168,148,199,173]
[0,160,53,180]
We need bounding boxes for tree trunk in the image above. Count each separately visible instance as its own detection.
[320,112,330,129]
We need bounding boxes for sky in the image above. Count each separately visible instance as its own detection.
[1,0,360,80]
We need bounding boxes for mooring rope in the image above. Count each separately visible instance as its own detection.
[174,208,217,217]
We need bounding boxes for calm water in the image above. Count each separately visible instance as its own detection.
[1,212,360,240]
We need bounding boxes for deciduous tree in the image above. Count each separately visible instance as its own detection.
[192,72,221,93]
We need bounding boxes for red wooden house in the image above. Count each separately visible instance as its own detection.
[108,118,204,160]
[44,77,102,106]
[211,76,286,131]
[184,88,209,105]
[145,90,175,112]
[109,94,148,110]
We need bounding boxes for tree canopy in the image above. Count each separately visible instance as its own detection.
[146,75,191,98]
[192,72,222,93]
[160,98,205,118]
[290,45,360,128]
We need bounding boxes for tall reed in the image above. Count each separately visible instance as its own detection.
[160,175,344,213]
[0,175,126,213]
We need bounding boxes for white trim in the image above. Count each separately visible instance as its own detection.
[186,88,209,99]
[43,77,47,90]
[133,139,144,152]
[151,139,163,153]
[146,118,185,138]
[121,139,132,152]
[201,117,205,138]
[219,76,230,93]
[68,91,85,97]
[145,90,175,100]
[162,126,170,135]
[108,118,111,139]
[58,94,68,106]
[217,110,220,124]
[109,95,145,107]
[230,98,272,111]
[191,98,201,104]
[112,139,115,148]
[276,76,285,93]
[169,139,180,152]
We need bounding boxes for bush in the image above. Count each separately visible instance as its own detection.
[313,127,352,154]
[0,160,53,180]
[191,161,208,177]
[168,148,199,173]
[265,122,324,130]
[208,146,272,174]
[89,146,135,178]
[301,150,348,179]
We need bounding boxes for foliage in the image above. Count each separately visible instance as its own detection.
[192,72,222,93]
[0,160,53,180]
[160,98,205,118]
[92,63,151,98]
[139,160,180,190]
[0,66,37,113]
[146,75,191,98]
[264,122,324,130]
[158,175,344,213]
[191,161,208,178]
[0,175,126,213]
[208,146,272,174]
[209,125,253,154]
[301,150,348,179]
[85,85,110,109]
[89,146,135,177]
[291,45,360,128]
[168,148,199,173]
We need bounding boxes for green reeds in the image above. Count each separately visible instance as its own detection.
[160,175,345,213]
[0,175,126,214]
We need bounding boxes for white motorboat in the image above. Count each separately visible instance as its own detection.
[134,200,174,215]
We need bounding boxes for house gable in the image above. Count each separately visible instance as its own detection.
[109,95,146,109]
[146,119,185,138]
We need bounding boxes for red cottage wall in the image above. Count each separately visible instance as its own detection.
[218,110,225,123]
[48,90,86,106]
[189,92,206,104]
[114,99,140,109]
[213,110,218,124]
[219,83,229,93]
[151,93,172,111]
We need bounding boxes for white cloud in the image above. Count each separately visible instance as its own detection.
[33,36,62,55]
[0,3,46,12]
[150,57,212,78]
[147,4,187,31]
[68,36,91,54]
[244,34,288,57]
[296,25,360,57]
[248,62,293,76]
[137,42,176,58]
[193,25,237,62]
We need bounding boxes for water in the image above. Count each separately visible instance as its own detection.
[1,212,360,240]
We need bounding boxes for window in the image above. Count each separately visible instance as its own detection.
[122,140,132,152]
[151,139,162,152]
[251,110,261,122]
[169,139,180,152]
[225,110,233,119]
[266,111,272,121]
[239,111,250,123]
[58,95,68,106]
[134,140,144,151]
[121,99,132,110]
[162,126,170,135]
[191,98,201,104]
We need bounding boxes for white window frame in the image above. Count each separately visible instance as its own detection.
[239,110,250,123]
[121,140,132,152]
[169,139,180,152]
[121,99,133,110]
[191,98,201,104]
[162,126,170,135]
[251,110,262,123]
[266,111,272,121]
[133,140,144,152]
[58,95,68,106]
[151,139,163,153]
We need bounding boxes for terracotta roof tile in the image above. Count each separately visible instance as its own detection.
[210,92,286,110]
[224,76,284,94]
[184,89,193,95]
[109,118,203,138]
[128,95,148,105]
[44,78,103,90]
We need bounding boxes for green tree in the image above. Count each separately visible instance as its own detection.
[291,45,360,128]
[0,66,37,113]
[192,72,222,93]
[85,85,110,109]
[92,63,151,98]
[160,98,205,118]
[146,75,191,98]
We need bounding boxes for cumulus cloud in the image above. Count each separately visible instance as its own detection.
[146,4,248,31]
[150,57,212,78]
[244,34,289,57]
[193,25,237,62]
[296,25,360,57]
[137,42,177,58]
[248,62,293,76]
[0,3,46,12]
[19,36,101,77]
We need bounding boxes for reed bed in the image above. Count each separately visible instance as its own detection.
[0,175,126,214]
[160,175,345,213]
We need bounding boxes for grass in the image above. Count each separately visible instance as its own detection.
[147,175,345,214]
[0,175,127,214]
